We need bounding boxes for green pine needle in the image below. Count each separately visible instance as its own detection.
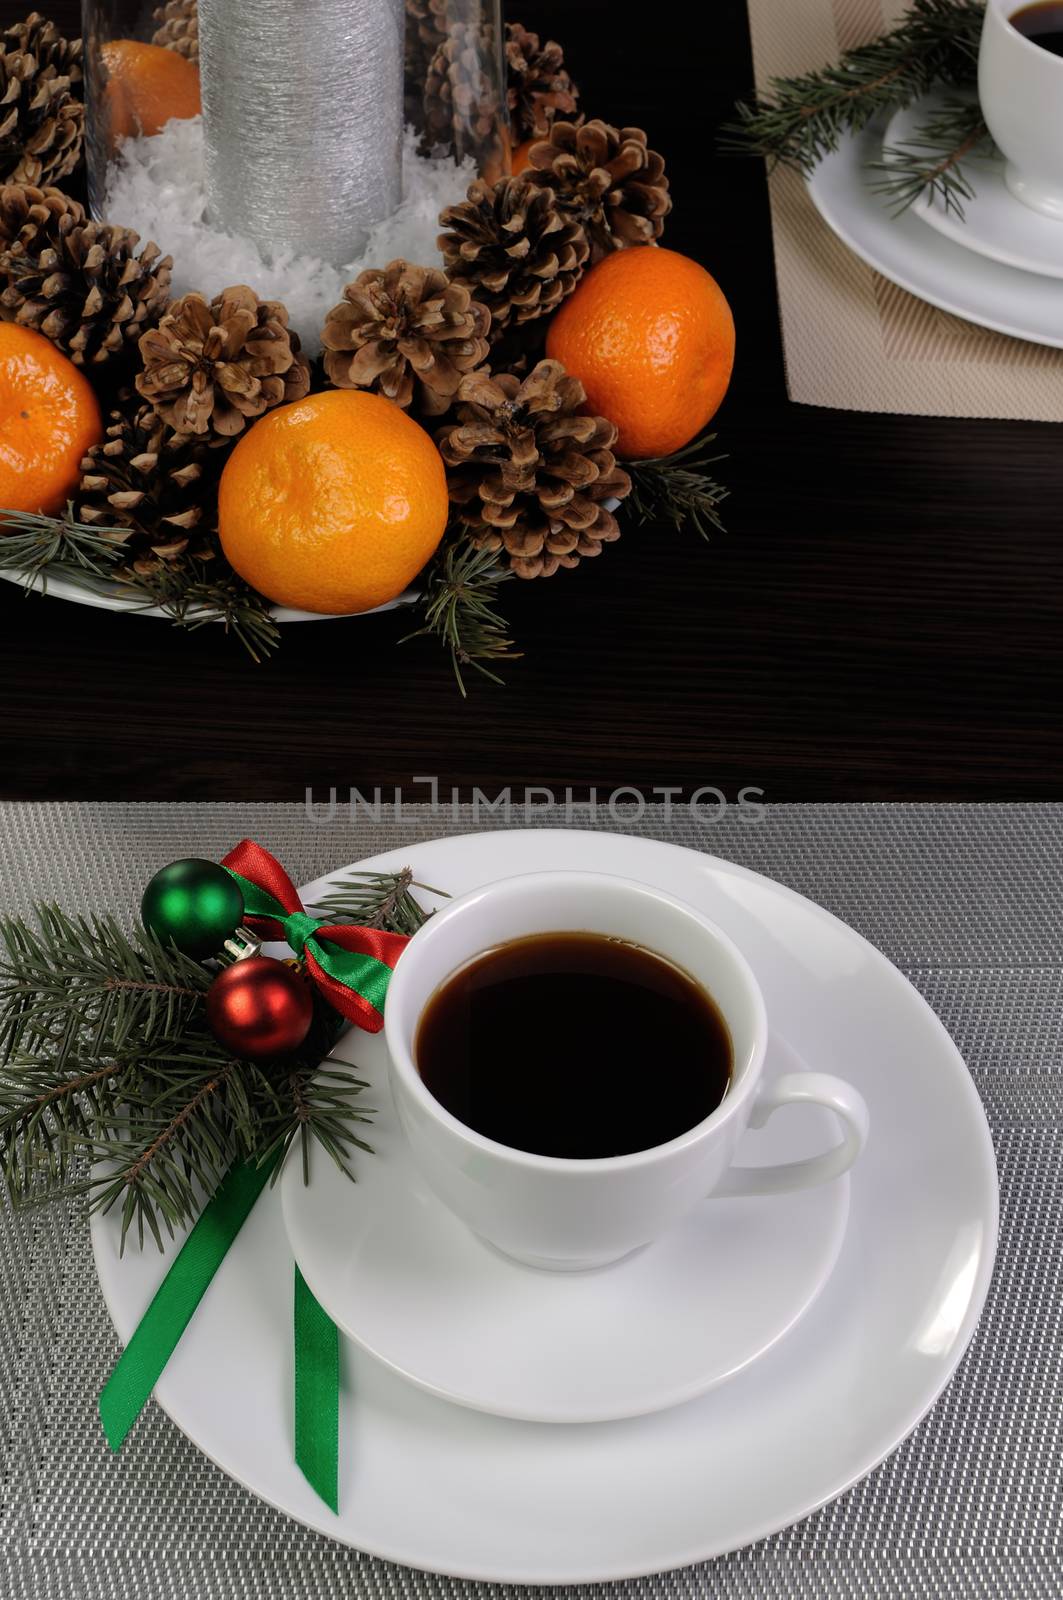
[869,98,993,217]
[626,434,730,541]
[310,868,443,935]
[0,507,131,586]
[723,0,985,173]
[0,506,280,662]
[403,538,521,695]
[0,871,428,1248]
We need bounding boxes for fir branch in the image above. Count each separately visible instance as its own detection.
[869,98,992,216]
[310,868,442,935]
[88,1059,239,1250]
[723,0,985,172]
[0,908,212,1068]
[255,1059,375,1189]
[117,556,281,664]
[0,507,130,586]
[0,886,421,1248]
[626,434,729,541]
[0,507,280,662]
[403,539,521,695]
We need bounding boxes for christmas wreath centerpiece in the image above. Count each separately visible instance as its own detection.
[0,6,734,687]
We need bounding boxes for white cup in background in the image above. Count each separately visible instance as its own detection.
[980,0,1063,219]
[384,871,869,1271]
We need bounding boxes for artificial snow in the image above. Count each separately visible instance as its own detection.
[103,118,477,356]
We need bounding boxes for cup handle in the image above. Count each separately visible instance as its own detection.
[709,1073,870,1199]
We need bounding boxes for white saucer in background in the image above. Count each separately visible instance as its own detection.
[886,90,1063,281]
[807,114,1063,347]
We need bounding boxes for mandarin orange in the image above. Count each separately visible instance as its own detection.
[217,390,449,614]
[545,246,735,460]
[102,39,201,143]
[0,324,103,517]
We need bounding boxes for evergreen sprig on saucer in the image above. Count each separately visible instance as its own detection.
[726,0,990,216]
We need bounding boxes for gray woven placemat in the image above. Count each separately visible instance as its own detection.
[0,803,1060,1600]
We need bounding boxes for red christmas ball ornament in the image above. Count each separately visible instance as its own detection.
[206,956,313,1059]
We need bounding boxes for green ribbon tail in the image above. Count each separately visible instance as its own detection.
[294,1266,340,1513]
[99,1157,278,1453]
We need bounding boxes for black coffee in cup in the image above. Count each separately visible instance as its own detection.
[415,931,732,1159]
[1010,1,1063,55]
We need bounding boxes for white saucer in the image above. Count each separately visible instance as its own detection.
[807,114,1063,347]
[91,830,998,1584]
[282,1031,849,1425]
[886,91,1063,281]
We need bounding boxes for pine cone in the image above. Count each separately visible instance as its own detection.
[437,359,631,579]
[526,119,670,259]
[152,0,199,63]
[422,21,505,172]
[439,175,588,334]
[0,183,172,366]
[505,23,577,142]
[0,12,83,188]
[404,0,449,127]
[137,286,311,439]
[78,399,220,573]
[321,259,490,418]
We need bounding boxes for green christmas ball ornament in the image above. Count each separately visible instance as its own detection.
[141,859,245,959]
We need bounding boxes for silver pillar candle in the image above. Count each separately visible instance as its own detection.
[198,0,405,266]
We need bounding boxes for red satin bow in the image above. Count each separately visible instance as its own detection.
[221,839,409,1033]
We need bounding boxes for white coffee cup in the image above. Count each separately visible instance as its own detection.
[384,871,869,1271]
[980,0,1063,219]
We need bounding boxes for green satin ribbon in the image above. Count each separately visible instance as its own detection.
[295,1266,339,1511]
[225,867,394,1019]
[99,1159,340,1513]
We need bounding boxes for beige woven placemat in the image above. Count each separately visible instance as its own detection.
[746,0,1063,418]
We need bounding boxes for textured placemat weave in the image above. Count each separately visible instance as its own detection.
[746,0,1063,419]
[0,803,1060,1600]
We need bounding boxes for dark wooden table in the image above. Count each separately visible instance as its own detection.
[2,0,1061,801]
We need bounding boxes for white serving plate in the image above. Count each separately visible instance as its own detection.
[0,563,416,622]
[0,500,622,623]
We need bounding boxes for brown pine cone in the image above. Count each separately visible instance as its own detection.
[0,183,172,366]
[437,359,631,579]
[152,0,199,63]
[321,259,490,419]
[505,23,578,142]
[407,0,449,55]
[0,12,83,188]
[137,286,311,439]
[404,0,449,106]
[78,399,220,573]
[439,175,588,334]
[526,119,671,259]
[422,20,506,173]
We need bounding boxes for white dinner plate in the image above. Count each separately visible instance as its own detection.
[282,1031,850,1425]
[807,114,1063,346]
[886,91,1063,281]
[91,829,998,1584]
